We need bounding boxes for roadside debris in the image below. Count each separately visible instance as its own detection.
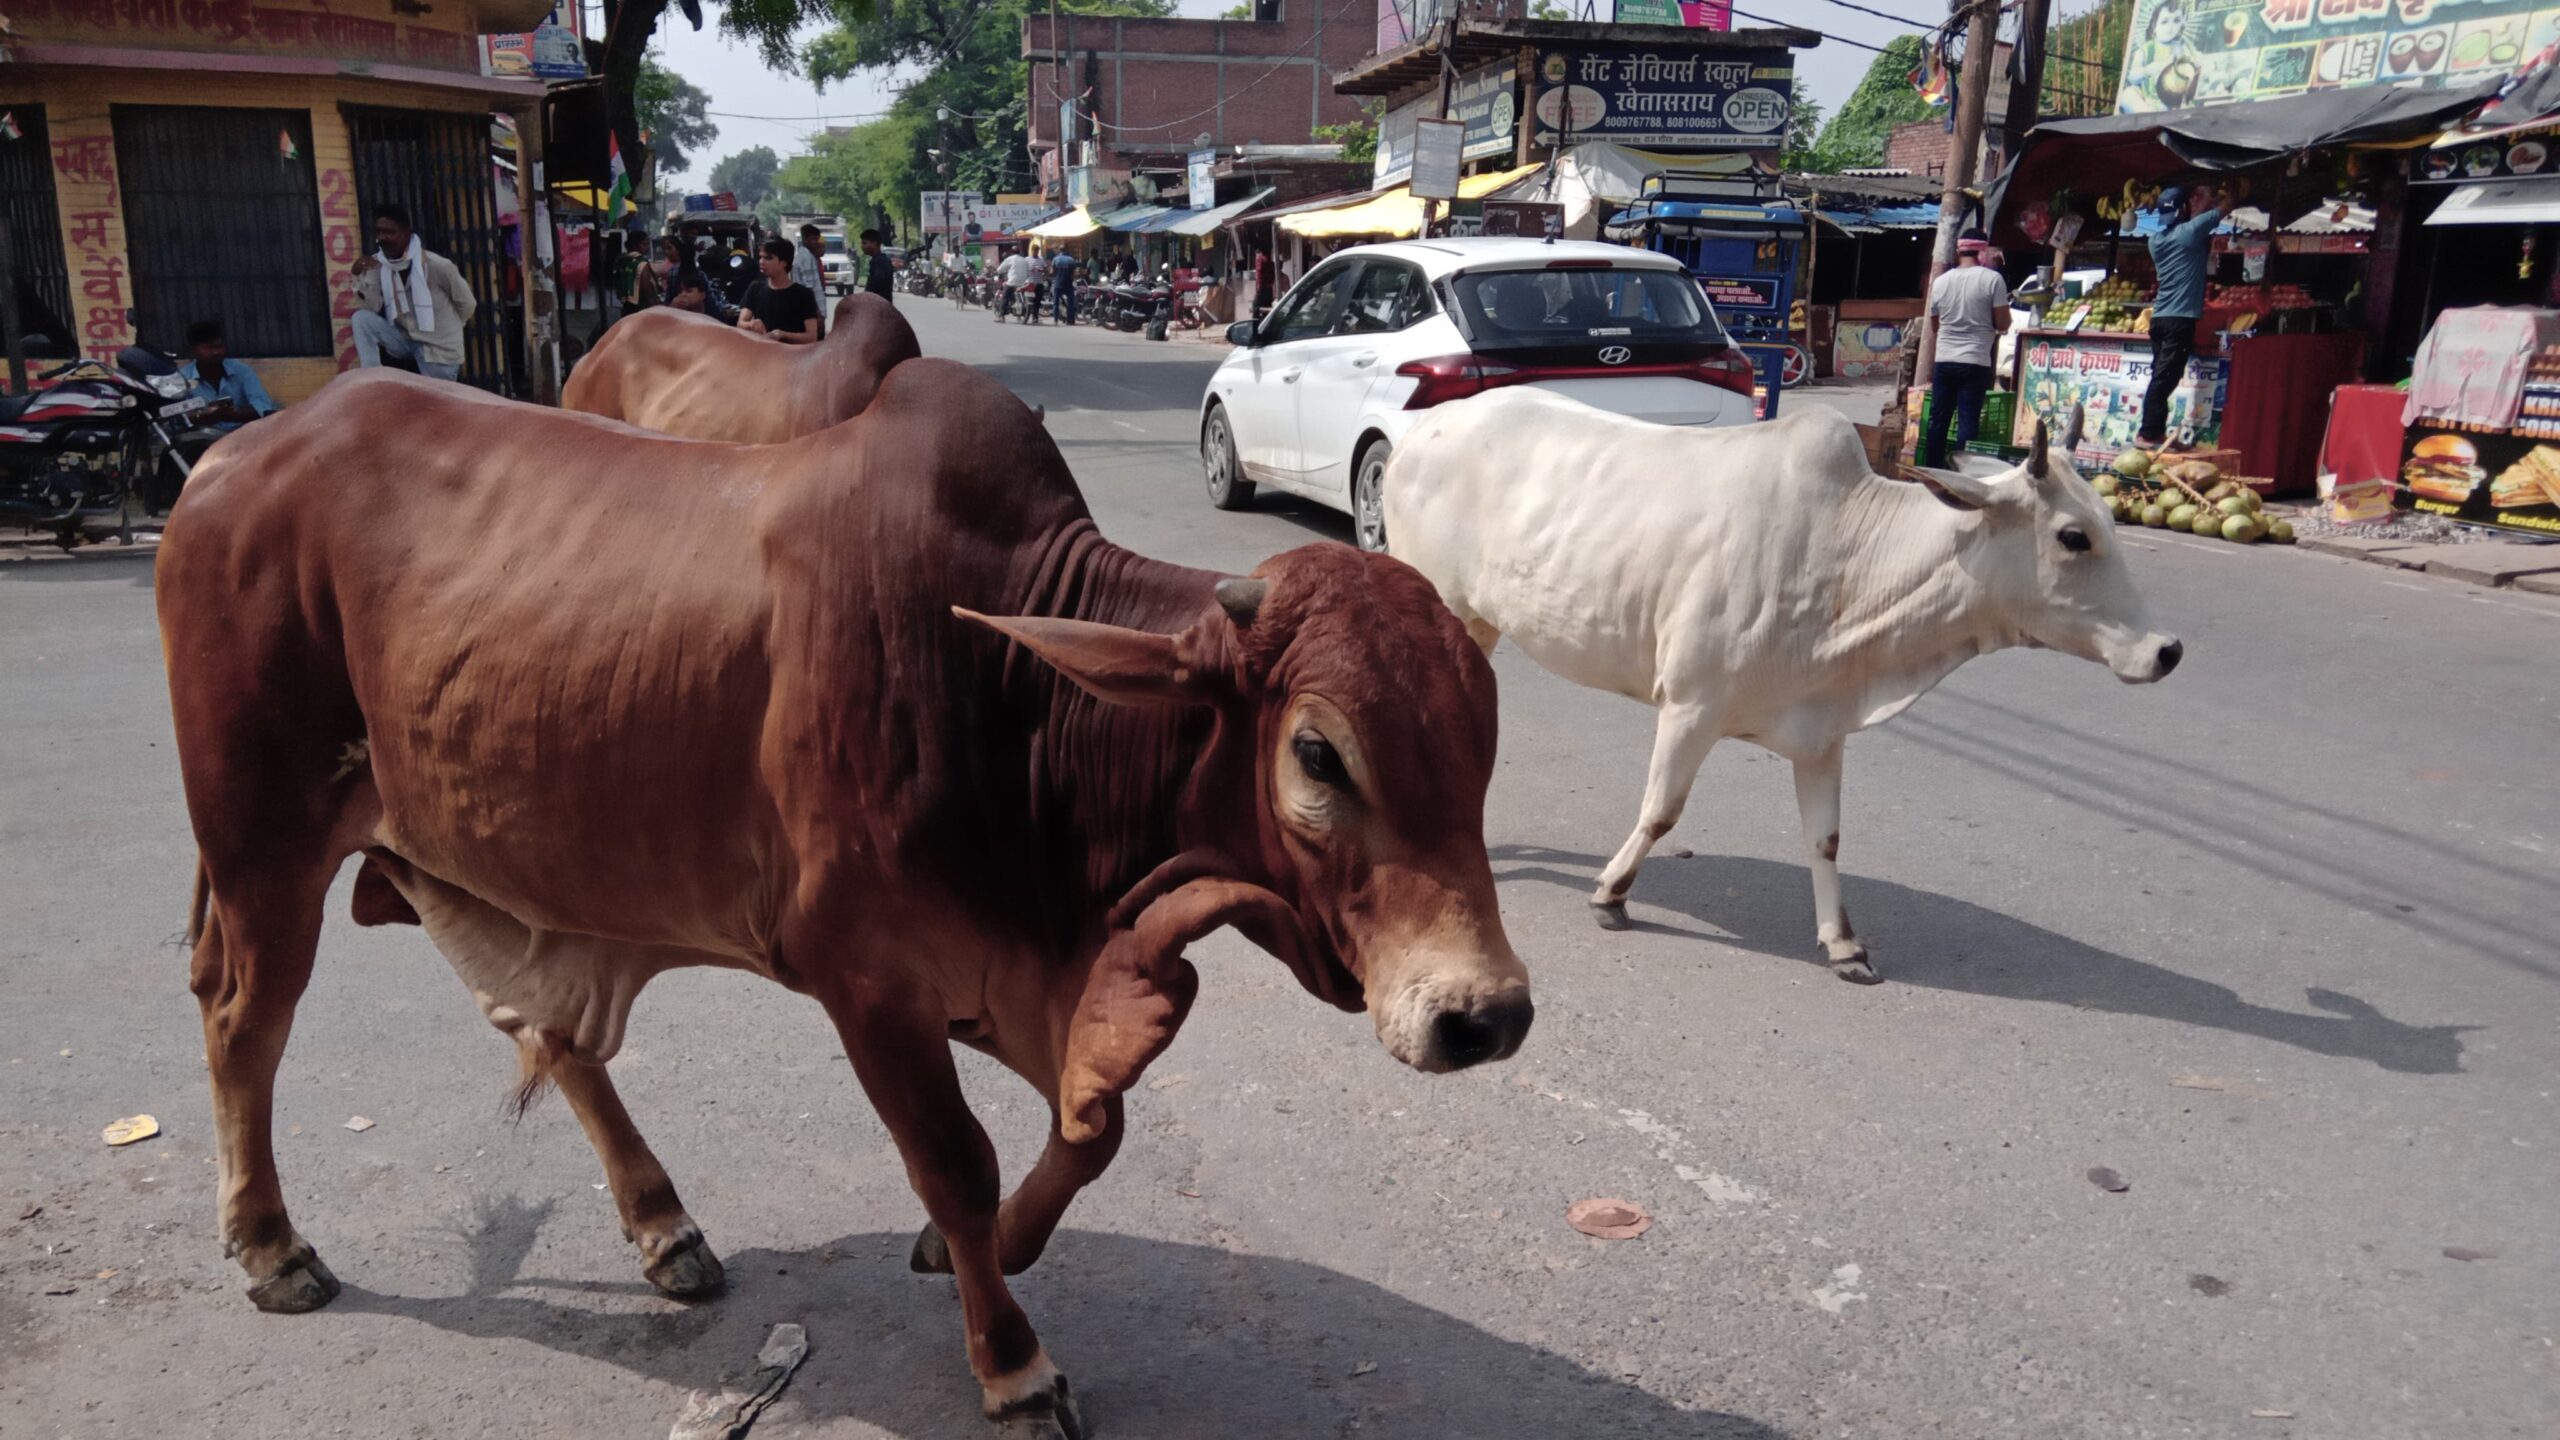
[17,1202,40,1220]
[343,1116,376,1133]
[1566,1197,1652,1240]
[2171,1073,2271,1098]
[2189,1274,2232,1297]
[2442,1246,2499,1262]
[668,1323,809,1440]
[1349,1360,1378,1377]
[2249,1409,2296,1420]
[2086,1167,2131,1194]
[42,1281,77,1295]
[101,1115,159,1147]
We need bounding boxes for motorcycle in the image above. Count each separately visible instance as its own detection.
[0,345,202,549]
[991,279,1046,326]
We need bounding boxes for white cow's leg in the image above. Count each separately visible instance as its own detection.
[1591,704,1717,930]
[1791,742,1876,984]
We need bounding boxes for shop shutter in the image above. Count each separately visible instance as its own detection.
[112,106,331,360]
[342,107,509,392]
[0,107,74,358]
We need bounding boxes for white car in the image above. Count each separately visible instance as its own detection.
[822,251,854,295]
[1199,237,1758,551]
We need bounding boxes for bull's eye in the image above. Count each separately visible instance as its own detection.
[2058,525,2092,553]
[1293,734,1350,789]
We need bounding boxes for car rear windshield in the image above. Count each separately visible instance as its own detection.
[1447,266,1724,357]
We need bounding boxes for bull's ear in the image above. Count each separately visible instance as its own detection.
[954,609,1218,706]
[1913,463,2030,511]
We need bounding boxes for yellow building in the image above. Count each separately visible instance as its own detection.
[2,0,553,403]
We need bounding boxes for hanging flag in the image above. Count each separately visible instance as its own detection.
[1911,46,1952,106]
[604,132,630,223]
[279,127,300,161]
[0,113,20,142]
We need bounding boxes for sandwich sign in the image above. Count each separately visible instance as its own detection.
[2395,422,2560,536]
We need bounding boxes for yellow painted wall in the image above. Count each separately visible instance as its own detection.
[7,70,497,404]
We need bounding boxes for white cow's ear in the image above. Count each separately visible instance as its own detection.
[1913,465,2030,512]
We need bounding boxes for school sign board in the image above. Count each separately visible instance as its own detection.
[2115,0,2556,114]
[1531,45,1792,149]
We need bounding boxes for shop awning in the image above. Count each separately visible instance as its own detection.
[1274,165,1542,239]
[2423,179,2560,227]
[1095,204,1174,232]
[1023,208,1100,239]
[1160,188,1276,237]
[1989,78,2508,248]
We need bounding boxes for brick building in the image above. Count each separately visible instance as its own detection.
[1022,0,1375,203]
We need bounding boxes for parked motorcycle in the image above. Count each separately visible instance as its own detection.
[0,345,202,549]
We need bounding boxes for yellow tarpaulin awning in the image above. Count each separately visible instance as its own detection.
[1275,164,1552,239]
[1024,208,1101,239]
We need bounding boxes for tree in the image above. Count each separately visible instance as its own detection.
[1312,107,1379,167]
[798,0,1178,210]
[1807,34,1938,172]
[634,56,716,178]
[594,0,840,218]
[709,146,782,209]
[1780,97,1825,173]
[779,116,923,238]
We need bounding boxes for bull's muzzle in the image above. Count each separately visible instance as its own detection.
[1377,967,1533,1074]
[1426,989,1535,1071]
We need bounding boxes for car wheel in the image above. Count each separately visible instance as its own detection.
[1352,439,1390,553]
[1204,406,1255,511]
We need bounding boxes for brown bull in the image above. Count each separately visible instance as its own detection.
[157,363,1529,1438]
[560,290,920,441]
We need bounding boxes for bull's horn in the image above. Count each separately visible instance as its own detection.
[1214,577,1269,626]
[2028,415,2051,479]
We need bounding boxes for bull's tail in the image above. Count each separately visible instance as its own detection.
[507,1030,568,1122]
[186,856,211,950]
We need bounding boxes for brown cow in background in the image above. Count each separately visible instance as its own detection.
[562,290,920,441]
[157,363,1529,1438]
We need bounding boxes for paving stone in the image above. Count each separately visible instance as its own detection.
[2297,534,2433,568]
[2421,543,2560,588]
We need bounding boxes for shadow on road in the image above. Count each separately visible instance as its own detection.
[337,1220,1787,1439]
[1493,844,2473,1076]
[969,351,1222,411]
[0,545,159,583]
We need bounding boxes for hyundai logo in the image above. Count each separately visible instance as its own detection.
[1597,345,1632,366]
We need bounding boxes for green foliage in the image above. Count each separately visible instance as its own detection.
[708,146,782,208]
[1311,107,1379,166]
[796,0,1179,220]
[1219,0,1250,14]
[1780,96,1825,173]
[1806,34,1937,172]
[634,56,716,177]
[779,116,923,236]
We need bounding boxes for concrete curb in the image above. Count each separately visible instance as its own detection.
[2295,530,2560,591]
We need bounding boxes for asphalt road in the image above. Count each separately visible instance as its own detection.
[5,299,2558,1440]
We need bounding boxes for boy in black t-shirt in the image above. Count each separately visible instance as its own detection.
[738,238,822,345]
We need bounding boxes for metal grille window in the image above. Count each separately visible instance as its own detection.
[0,107,74,357]
[343,107,508,391]
[112,106,330,358]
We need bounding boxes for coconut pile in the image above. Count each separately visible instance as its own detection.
[2098,450,2295,545]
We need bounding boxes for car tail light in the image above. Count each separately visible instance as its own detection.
[1686,347,1757,399]
[1395,354,1522,409]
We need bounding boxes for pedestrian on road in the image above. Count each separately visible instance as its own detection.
[1252,248,1277,320]
[793,224,829,309]
[351,202,475,381]
[1050,246,1079,323]
[738,238,821,345]
[860,228,897,302]
[668,264,735,323]
[2137,182,2231,452]
[996,246,1039,319]
[1920,232,2011,468]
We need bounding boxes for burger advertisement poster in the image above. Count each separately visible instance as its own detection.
[2114,0,2557,115]
[2396,425,2560,536]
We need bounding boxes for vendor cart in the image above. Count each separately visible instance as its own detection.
[1606,174,1809,418]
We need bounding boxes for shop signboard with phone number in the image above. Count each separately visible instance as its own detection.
[2114,0,2557,115]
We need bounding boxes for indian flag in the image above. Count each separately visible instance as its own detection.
[1911,48,1951,106]
[605,132,630,223]
[279,128,299,161]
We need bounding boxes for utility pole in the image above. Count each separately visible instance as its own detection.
[1911,0,2001,392]
[2002,0,2051,173]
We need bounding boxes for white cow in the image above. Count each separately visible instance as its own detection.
[1382,389,2181,983]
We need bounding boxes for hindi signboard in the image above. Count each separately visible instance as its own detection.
[1531,45,1792,149]
[1613,0,1732,28]
[2115,0,2555,114]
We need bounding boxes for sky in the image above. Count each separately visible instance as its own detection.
[641,0,2107,193]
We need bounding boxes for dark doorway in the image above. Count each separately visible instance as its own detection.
[111,105,331,359]
[342,106,511,392]
[0,106,73,360]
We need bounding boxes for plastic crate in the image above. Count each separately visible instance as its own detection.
[1965,441,2026,461]
[1918,389,2017,433]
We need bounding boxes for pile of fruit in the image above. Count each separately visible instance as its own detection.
[2097,450,2295,544]
[2070,276,2151,334]
[2203,282,2314,312]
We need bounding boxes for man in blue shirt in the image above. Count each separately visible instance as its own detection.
[1049,247,1079,324]
[183,319,276,436]
[2137,183,2230,451]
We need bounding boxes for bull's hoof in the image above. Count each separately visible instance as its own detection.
[910,1222,953,1275]
[245,1252,341,1314]
[990,1375,1084,1440]
[643,1232,727,1300]
[1829,951,1881,985]
[1591,900,1632,932]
